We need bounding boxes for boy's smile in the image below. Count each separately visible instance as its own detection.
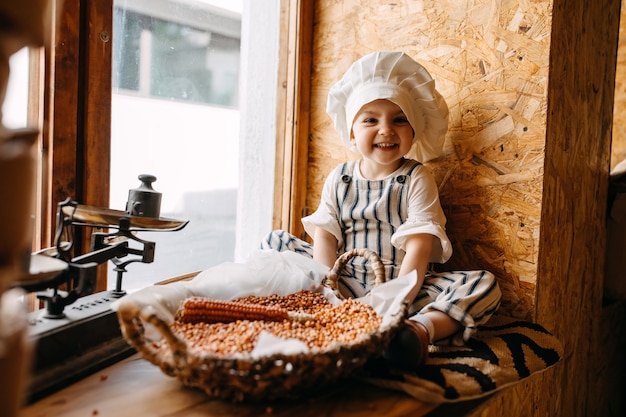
[374,142,399,149]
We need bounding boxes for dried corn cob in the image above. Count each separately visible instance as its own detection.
[176,297,312,324]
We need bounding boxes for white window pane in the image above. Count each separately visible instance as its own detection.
[2,47,29,129]
[110,0,242,291]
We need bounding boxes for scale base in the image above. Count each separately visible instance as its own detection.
[26,291,135,403]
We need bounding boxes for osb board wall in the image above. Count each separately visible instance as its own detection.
[612,0,626,172]
[308,0,553,319]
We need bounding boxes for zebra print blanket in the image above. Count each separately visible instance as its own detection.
[362,315,563,403]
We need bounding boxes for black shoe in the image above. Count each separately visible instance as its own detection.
[382,319,430,372]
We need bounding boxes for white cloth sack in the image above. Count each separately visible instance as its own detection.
[113,249,418,357]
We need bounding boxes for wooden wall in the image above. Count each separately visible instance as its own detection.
[519,0,622,414]
[305,0,625,416]
[613,0,626,171]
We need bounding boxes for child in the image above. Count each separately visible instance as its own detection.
[262,51,502,370]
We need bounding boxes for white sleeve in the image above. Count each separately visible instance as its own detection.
[391,165,452,263]
[301,165,344,247]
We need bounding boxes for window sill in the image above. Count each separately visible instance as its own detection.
[22,353,441,417]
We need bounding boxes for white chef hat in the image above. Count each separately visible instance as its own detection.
[326,51,449,162]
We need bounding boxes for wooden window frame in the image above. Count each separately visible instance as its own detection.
[272,0,313,240]
[40,0,113,291]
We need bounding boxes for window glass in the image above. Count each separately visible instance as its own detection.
[112,4,240,107]
[110,0,242,291]
[2,47,29,129]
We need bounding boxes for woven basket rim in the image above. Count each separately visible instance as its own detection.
[117,248,408,401]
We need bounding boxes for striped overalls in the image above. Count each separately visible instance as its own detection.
[262,159,501,345]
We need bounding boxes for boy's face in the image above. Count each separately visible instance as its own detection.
[350,99,415,165]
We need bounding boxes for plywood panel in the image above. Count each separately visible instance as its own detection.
[309,0,552,319]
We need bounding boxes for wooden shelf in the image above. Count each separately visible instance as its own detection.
[22,354,442,417]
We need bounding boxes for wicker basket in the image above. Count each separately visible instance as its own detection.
[117,248,407,402]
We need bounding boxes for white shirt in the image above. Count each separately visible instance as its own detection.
[302,158,451,295]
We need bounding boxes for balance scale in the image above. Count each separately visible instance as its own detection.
[12,199,188,402]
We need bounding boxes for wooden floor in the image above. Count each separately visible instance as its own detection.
[21,354,442,417]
